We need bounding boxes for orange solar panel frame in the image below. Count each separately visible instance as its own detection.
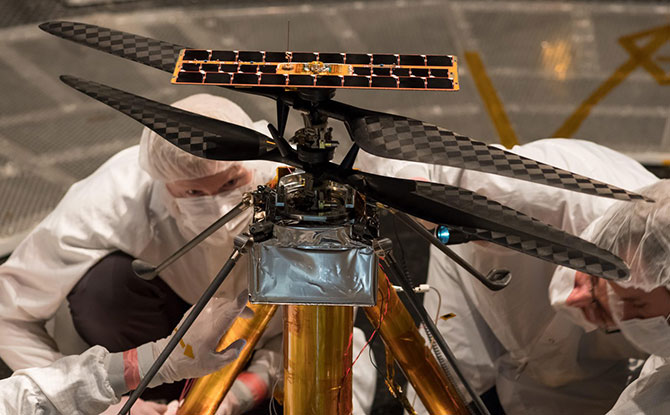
[171,49,459,91]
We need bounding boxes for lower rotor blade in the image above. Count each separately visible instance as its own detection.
[339,169,629,281]
[346,111,649,202]
[60,75,279,162]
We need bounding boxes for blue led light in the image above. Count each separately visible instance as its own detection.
[436,226,450,244]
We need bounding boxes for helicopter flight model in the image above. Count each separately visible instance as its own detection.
[38,20,650,415]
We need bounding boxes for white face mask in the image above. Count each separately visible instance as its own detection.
[171,188,251,245]
[607,283,670,357]
[618,315,670,357]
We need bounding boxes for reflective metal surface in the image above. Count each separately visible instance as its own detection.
[284,305,354,415]
[275,172,356,223]
[177,303,278,415]
[364,270,470,415]
[249,224,377,305]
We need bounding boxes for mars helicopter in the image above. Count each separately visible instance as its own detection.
[39,21,648,415]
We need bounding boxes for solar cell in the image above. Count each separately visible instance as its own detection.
[172,49,458,91]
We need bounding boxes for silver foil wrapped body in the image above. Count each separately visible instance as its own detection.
[249,224,378,305]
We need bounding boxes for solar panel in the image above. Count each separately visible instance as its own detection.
[171,49,459,91]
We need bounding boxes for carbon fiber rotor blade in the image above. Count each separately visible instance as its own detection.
[60,75,281,162]
[346,112,649,202]
[339,169,629,281]
[40,21,184,73]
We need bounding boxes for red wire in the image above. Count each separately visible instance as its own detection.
[343,272,392,380]
[179,378,195,402]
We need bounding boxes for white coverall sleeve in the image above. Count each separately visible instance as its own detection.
[353,151,433,181]
[0,147,153,370]
[0,345,119,415]
[607,355,670,414]
[352,326,376,415]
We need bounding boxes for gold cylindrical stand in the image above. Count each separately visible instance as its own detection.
[177,303,278,415]
[364,270,470,415]
[284,305,354,415]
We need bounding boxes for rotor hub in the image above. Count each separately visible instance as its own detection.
[275,171,355,224]
[292,108,338,165]
[297,87,336,103]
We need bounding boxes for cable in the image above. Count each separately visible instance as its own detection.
[391,249,453,391]
[429,286,442,325]
[390,218,462,412]
[338,272,391,405]
[375,239,489,415]
[411,286,442,408]
[268,374,281,415]
[178,378,194,403]
[368,339,384,377]
[349,273,391,374]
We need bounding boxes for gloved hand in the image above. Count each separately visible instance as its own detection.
[106,290,253,395]
[215,370,271,415]
[165,400,180,415]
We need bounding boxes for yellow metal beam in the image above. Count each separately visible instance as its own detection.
[465,51,519,149]
[553,25,670,138]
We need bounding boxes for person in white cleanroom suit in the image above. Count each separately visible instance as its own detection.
[0,93,284,414]
[0,292,250,414]
[0,93,375,415]
[550,179,670,414]
[355,138,658,414]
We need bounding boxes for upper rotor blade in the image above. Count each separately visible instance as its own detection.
[60,75,279,161]
[347,112,650,202]
[340,169,629,281]
[39,21,184,73]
